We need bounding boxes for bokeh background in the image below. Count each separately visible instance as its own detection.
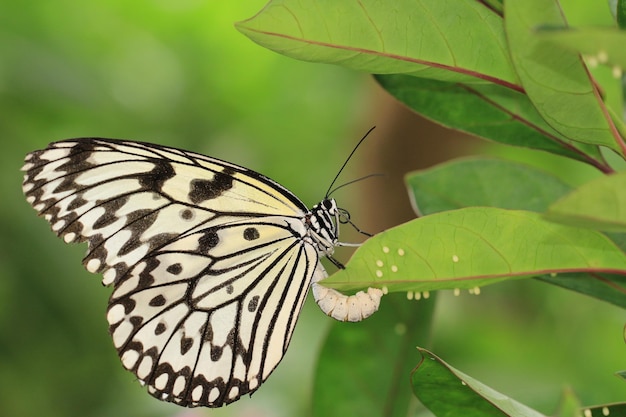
[2,1,625,417]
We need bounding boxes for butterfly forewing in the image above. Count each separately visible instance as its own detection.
[22,138,320,407]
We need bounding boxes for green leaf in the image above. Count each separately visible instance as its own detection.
[504,0,621,152]
[405,158,573,215]
[483,0,503,14]
[406,159,626,309]
[537,272,626,310]
[546,171,626,232]
[322,207,626,293]
[617,0,626,29]
[412,348,547,417]
[236,0,519,86]
[375,75,606,167]
[313,294,435,417]
[535,27,626,70]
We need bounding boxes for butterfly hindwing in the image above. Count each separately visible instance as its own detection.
[108,218,318,405]
[22,138,319,407]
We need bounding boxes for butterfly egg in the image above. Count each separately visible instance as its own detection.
[597,50,608,63]
[453,288,460,296]
[414,292,421,300]
[375,270,383,278]
[473,286,480,295]
[406,291,414,300]
[452,255,459,263]
[586,55,598,67]
[375,259,384,267]
[582,409,592,417]
[422,291,430,299]
[391,265,398,272]
[381,286,389,295]
[397,248,405,256]
[382,246,390,253]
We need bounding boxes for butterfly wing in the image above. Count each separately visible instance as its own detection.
[22,138,318,407]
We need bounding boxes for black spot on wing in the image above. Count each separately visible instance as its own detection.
[149,294,166,307]
[92,197,130,229]
[180,336,194,355]
[243,227,260,241]
[129,315,143,327]
[188,168,235,204]
[67,195,88,211]
[180,208,194,220]
[210,344,223,361]
[155,322,167,335]
[198,230,219,253]
[247,296,259,312]
[139,159,175,191]
[57,139,98,173]
[166,263,182,275]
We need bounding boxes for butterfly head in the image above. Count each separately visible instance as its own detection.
[307,198,340,255]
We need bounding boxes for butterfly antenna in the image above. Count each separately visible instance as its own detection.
[325,126,376,198]
[327,173,385,197]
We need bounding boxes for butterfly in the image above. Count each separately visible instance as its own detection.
[21,134,383,407]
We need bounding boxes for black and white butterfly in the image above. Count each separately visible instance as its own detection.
[21,135,383,407]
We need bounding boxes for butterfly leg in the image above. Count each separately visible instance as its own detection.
[325,255,345,270]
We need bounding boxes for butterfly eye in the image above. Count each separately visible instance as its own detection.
[321,198,338,215]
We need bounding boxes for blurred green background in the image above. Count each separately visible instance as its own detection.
[1,2,371,416]
[2,1,626,417]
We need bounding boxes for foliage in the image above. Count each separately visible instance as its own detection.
[237,0,626,416]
